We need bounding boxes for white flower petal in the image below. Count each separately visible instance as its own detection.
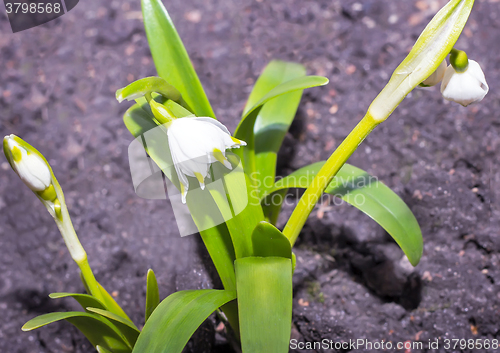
[190,117,231,135]
[421,60,447,87]
[166,117,246,203]
[440,60,488,107]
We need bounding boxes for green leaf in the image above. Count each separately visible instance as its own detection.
[145,269,160,323]
[266,162,423,266]
[97,346,114,353]
[234,75,328,182]
[132,290,236,353]
[244,61,306,198]
[235,257,292,353]
[252,221,292,259]
[116,77,181,103]
[123,103,157,137]
[49,292,106,312]
[141,0,215,118]
[207,159,265,258]
[22,312,132,353]
[87,307,140,346]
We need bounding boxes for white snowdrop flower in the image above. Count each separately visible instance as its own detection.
[421,60,447,87]
[166,117,246,203]
[3,134,52,192]
[440,60,489,107]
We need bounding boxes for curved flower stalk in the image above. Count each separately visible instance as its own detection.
[3,135,103,302]
[441,58,488,106]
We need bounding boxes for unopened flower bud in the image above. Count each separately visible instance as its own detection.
[150,99,175,125]
[3,135,51,192]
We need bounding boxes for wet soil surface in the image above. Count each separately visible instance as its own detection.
[0,0,499,352]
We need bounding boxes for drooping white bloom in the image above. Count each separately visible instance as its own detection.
[3,135,51,191]
[440,60,489,107]
[421,60,447,87]
[166,117,246,203]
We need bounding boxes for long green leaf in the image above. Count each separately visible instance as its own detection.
[49,292,107,312]
[266,162,423,265]
[234,75,328,181]
[145,269,160,323]
[132,290,236,353]
[97,346,113,353]
[244,61,306,198]
[207,158,264,258]
[252,221,292,259]
[235,257,292,353]
[23,312,132,353]
[87,307,140,346]
[141,0,215,118]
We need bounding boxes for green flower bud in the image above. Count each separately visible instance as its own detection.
[149,99,175,125]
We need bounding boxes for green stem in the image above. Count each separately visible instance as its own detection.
[283,113,379,245]
[78,256,105,303]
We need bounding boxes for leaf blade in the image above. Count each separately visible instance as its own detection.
[266,162,423,265]
[145,269,160,323]
[23,312,132,353]
[245,60,307,198]
[252,221,292,259]
[87,307,140,346]
[49,292,106,312]
[234,75,328,181]
[141,0,215,118]
[235,257,292,353]
[132,290,236,353]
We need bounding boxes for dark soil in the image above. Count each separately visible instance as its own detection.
[0,0,499,352]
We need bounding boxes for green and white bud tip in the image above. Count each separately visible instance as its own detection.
[368,0,474,123]
[3,134,52,192]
